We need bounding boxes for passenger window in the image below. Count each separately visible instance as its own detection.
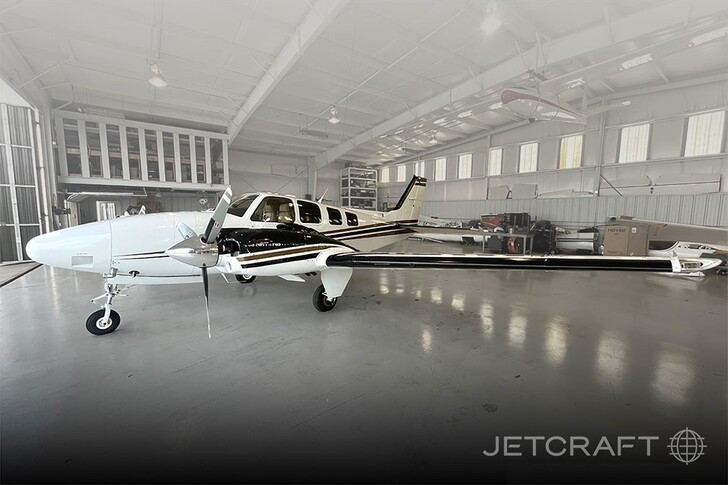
[250,197,295,223]
[345,211,358,226]
[327,207,342,225]
[297,200,322,224]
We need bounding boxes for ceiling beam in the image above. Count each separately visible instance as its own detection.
[313,0,727,169]
[227,0,349,143]
[0,26,51,107]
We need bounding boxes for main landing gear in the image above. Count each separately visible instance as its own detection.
[313,284,337,312]
[87,282,124,335]
[235,273,256,284]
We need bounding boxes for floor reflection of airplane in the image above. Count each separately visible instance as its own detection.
[25,176,720,337]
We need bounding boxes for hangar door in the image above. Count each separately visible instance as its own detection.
[0,103,42,262]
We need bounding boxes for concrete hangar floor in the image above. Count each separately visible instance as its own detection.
[1,239,726,484]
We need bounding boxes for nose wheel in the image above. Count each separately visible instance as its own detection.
[87,282,125,335]
[313,284,337,312]
[86,309,121,335]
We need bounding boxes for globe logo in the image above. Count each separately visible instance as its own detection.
[668,428,706,465]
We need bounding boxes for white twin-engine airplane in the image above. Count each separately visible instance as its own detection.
[26,176,720,336]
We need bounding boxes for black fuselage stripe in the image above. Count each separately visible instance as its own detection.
[329,225,401,239]
[240,253,319,269]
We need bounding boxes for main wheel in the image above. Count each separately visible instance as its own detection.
[236,274,256,284]
[313,284,337,312]
[85,309,121,335]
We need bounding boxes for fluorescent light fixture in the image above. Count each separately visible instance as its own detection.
[434,117,447,125]
[489,102,503,110]
[393,129,404,135]
[565,77,585,89]
[149,64,167,88]
[620,54,653,70]
[457,110,473,118]
[689,26,728,47]
[379,133,388,138]
[328,106,339,124]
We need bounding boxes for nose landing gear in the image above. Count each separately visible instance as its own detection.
[87,282,124,335]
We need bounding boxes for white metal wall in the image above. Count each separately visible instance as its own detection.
[380,78,728,227]
[423,192,728,228]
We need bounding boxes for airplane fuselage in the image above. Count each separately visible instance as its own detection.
[26,191,416,286]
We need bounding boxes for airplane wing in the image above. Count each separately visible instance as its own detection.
[324,251,721,274]
[407,225,491,243]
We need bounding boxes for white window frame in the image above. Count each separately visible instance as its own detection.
[684,110,726,157]
[618,123,650,163]
[379,167,390,183]
[413,160,425,177]
[559,134,583,169]
[457,153,472,179]
[396,164,406,182]
[488,147,502,176]
[519,142,538,173]
[434,157,447,181]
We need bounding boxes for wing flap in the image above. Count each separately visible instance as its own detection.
[325,252,721,274]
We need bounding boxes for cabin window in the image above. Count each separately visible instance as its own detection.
[345,211,358,226]
[297,200,322,224]
[327,207,342,225]
[227,195,257,218]
[250,196,295,223]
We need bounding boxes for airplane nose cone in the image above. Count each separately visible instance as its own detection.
[25,221,112,273]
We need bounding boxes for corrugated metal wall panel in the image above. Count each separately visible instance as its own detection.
[421,193,728,227]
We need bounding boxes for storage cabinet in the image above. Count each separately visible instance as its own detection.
[341,167,377,210]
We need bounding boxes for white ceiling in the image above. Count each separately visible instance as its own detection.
[1,0,726,168]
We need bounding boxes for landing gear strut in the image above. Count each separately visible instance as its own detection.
[87,283,123,335]
[313,284,337,312]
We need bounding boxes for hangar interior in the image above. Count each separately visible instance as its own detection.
[0,1,726,483]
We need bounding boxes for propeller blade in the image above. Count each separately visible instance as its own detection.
[176,221,197,240]
[202,266,211,339]
[203,187,232,243]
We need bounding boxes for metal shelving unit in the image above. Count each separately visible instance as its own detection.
[340,167,377,210]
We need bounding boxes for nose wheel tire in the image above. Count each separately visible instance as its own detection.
[235,274,256,284]
[86,309,121,335]
[313,284,337,312]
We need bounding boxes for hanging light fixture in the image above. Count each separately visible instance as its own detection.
[328,106,340,124]
[429,133,438,144]
[480,1,501,34]
[149,63,167,88]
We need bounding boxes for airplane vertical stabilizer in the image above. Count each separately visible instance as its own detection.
[383,176,427,224]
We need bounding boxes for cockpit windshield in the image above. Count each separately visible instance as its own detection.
[227,195,257,218]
